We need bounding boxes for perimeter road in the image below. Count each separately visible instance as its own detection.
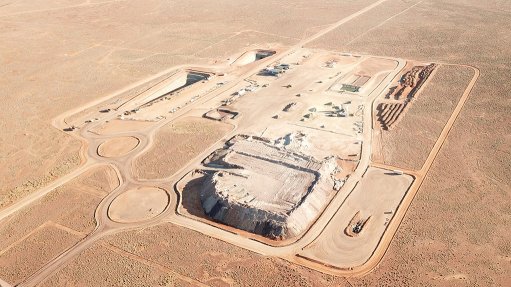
[351,64,481,277]
[15,0,400,285]
[1,0,393,225]
[293,64,480,277]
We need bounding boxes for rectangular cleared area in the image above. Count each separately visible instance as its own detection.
[299,167,413,268]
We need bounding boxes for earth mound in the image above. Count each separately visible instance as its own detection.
[199,135,338,240]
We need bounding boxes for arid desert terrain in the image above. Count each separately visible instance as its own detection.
[0,0,510,286]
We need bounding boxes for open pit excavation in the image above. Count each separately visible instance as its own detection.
[3,42,480,286]
[64,48,432,267]
[198,135,339,240]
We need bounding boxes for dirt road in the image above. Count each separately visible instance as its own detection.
[14,0,485,285]
[291,64,480,277]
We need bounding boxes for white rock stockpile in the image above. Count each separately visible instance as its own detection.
[199,135,338,240]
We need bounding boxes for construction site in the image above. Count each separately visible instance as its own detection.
[2,1,505,286]
[0,43,480,285]
[0,41,481,285]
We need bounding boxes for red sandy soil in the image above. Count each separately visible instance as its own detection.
[39,243,198,287]
[0,224,82,285]
[0,166,118,284]
[105,223,351,286]
[0,132,81,209]
[0,166,118,251]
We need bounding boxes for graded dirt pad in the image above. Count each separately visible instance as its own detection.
[134,117,233,180]
[351,159,511,285]
[328,57,398,95]
[97,136,140,158]
[299,167,413,268]
[105,223,350,286]
[108,187,169,223]
[380,64,474,170]
[0,224,82,285]
[0,166,115,285]
[39,243,195,287]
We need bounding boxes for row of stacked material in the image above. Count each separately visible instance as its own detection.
[403,63,436,101]
[385,63,436,101]
[401,65,423,87]
[377,64,437,130]
[377,102,407,130]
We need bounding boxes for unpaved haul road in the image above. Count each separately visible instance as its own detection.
[295,0,390,47]
[2,0,393,226]
[309,64,480,277]
[19,55,405,286]
[155,63,480,279]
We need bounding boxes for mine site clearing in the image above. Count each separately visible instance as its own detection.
[82,48,407,257]
[13,45,458,285]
